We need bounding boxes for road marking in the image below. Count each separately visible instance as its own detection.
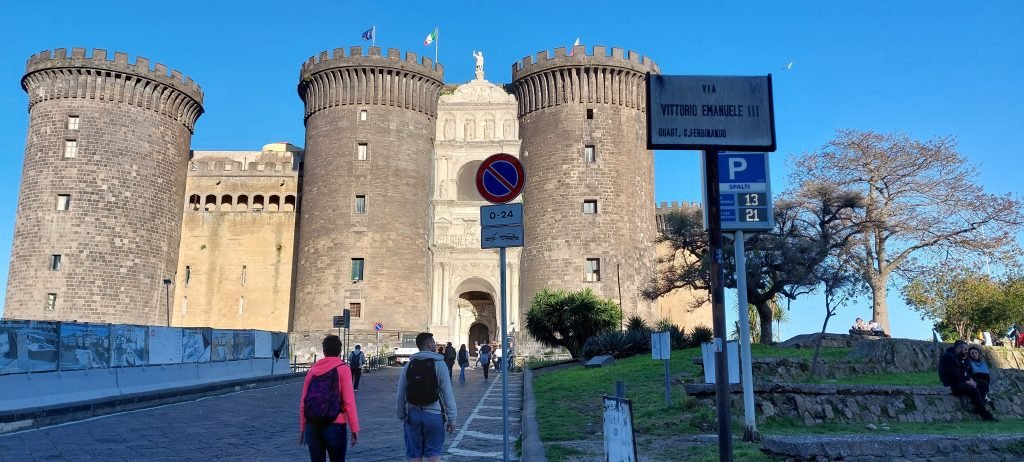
[447,447,504,458]
[461,430,504,441]
[449,375,502,449]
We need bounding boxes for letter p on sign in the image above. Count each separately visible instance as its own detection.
[728,158,747,180]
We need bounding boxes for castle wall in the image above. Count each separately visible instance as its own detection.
[172,148,300,332]
[512,45,659,319]
[5,48,203,324]
[654,201,714,331]
[292,47,444,338]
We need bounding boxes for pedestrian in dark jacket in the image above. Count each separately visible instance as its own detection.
[457,344,470,383]
[939,340,996,421]
[443,341,457,379]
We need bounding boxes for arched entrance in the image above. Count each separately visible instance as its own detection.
[469,322,489,355]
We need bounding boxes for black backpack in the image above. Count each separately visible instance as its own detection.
[406,358,440,406]
[303,367,341,425]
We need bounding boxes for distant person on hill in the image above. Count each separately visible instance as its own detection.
[966,346,993,404]
[866,319,884,336]
[939,340,996,421]
[850,318,869,335]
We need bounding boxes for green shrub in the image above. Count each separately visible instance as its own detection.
[655,318,674,332]
[623,329,651,353]
[581,328,653,359]
[688,325,714,347]
[668,324,689,350]
[626,315,649,332]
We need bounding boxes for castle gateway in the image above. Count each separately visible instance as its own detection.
[4,45,709,357]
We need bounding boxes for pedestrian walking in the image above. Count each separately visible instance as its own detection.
[348,344,365,391]
[478,342,492,380]
[397,332,457,462]
[494,344,503,374]
[299,335,360,461]
[443,341,457,380]
[457,344,469,383]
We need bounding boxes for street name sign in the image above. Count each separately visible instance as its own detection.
[701,152,773,232]
[647,75,776,152]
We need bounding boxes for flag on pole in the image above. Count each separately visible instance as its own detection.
[424,28,438,46]
[361,26,375,41]
[569,37,580,56]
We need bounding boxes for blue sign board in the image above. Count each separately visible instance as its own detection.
[481,203,524,249]
[702,152,773,232]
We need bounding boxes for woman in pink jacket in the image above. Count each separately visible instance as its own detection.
[299,335,360,461]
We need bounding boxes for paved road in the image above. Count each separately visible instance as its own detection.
[0,365,523,461]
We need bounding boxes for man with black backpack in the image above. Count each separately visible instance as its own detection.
[299,335,360,461]
[348,344,365,391]
[396,332,457,462]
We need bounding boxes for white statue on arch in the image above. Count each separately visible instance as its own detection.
[472,50,484,80]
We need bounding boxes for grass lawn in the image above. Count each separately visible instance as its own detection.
[531,345,1018,461]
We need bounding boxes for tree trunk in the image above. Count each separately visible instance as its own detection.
[756,301,774,345]
[870,279,890,335]
[809,313,833,380]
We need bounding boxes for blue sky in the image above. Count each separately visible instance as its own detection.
[1,1,1022,340]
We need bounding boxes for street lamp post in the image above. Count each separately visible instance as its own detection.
[163,278,173,326]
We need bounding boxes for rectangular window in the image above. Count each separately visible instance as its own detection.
[63,140,78,159]
[50,255,62,271]
[238,296,245,315]
[351,258,364,281]
[185,266,191,287]
[586,108,594,120]
[182,296,188,315]
[67,116,80,130]
[56,194,71,211]
[241,265,247,287]
[584,145,596,163]
[357,143,368,161]
[585,258,601,282]
[349,302,362,318]
[583,200,598,214]
[46,293,57,311]
[355,195,366,214]
[359,110,368,121]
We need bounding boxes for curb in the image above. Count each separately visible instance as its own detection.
[520,366,548,461]
[0,372,304,434]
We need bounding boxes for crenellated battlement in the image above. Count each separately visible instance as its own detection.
[299,46,444,83]
[21,48,204,131]
[25,48,203,104]
[656,201,701,212]
[189,150,301,176]
[510,44,658,116]
[511,44,659,80]
[297,46,445,119]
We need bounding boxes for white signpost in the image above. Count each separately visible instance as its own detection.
[652,331,672,406]
[603,396,638,462]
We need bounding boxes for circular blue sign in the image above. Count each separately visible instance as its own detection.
[475,153,525,203]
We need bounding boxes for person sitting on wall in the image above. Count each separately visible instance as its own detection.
[939,340,997,421]
[966,345,993,405]
[849,318,870,335]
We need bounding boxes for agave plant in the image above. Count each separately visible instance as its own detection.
[689,325,714,347]
[625,315,649,332]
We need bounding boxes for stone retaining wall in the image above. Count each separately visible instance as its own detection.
[685,383,1024,425]
[762,434,1024,461]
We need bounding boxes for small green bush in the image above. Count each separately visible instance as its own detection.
[626,315,649,332]
[668,324,689,350]
[689,325,714,347]
[581,328,653,359]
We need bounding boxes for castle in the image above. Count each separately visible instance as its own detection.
[4,45,708,356]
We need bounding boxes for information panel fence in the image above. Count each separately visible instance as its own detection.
[0,320,288,376]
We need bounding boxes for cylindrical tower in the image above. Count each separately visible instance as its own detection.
[6,48,204,324]
[512,45,659,318]
[293,47,443,335]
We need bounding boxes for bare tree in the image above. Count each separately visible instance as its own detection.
[791,130,1024,334]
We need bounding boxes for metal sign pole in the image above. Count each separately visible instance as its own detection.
[734,230,758,441]
[500,246,510,462]
[704,149,734,461]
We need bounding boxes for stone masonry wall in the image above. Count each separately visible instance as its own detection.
[6,48,203,324]
[512,45,659,318]
[292,47,443,334]
[173,149,299,332]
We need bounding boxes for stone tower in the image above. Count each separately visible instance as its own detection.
[512,45,659,318]
[6,48,204,324]
[292,47,443,336]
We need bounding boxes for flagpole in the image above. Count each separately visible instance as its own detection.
[435,28,439,64]
[372,26,376,47]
